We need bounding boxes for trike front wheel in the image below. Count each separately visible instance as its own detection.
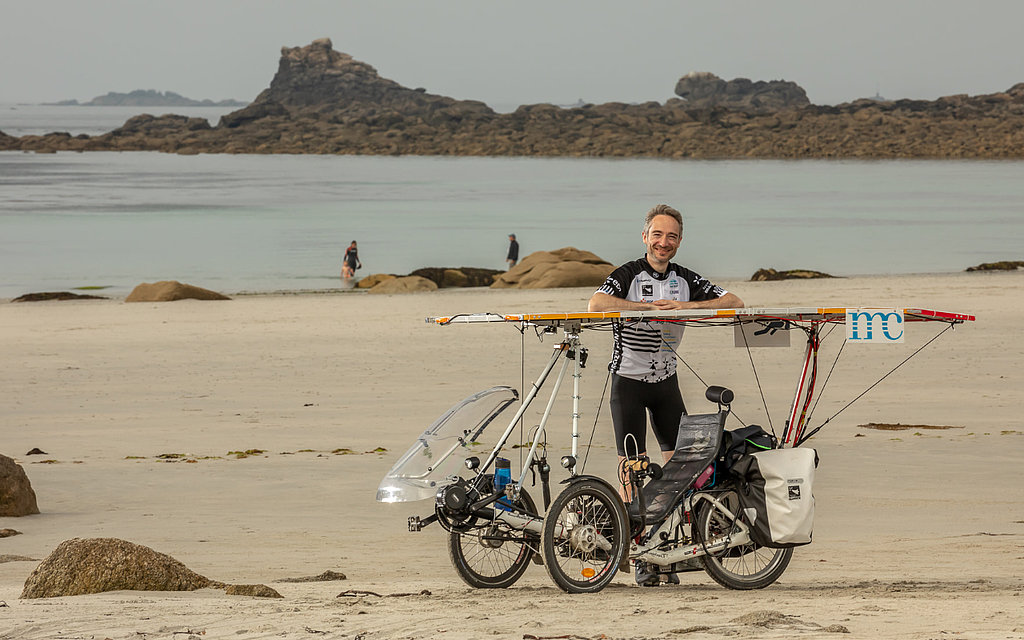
[447,488,538,589]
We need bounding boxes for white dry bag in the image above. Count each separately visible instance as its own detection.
[732,447,818,548]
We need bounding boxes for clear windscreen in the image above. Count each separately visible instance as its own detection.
[376,386,518,503]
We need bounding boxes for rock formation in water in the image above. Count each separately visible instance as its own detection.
[52,90,247,107]
[964,260,1024,272]
[3,38,1023,158]
[673,72,809,113]
[750,268,834,281]
[12,291,108,302]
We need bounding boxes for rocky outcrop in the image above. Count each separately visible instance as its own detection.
[224,584,283,598]
[3,38,1023,158]
[367,275,438,294]
[64,90,246,107]
[750,268,834,281]
[965,260,1024,272]
[409,267,502,288]
[673,72,809,113]
[0,455,40,517]
[125,281,230,302]
[12,291,107,302]
[492,248,613,289]
[253,38,490,115]
[21,538,214,598]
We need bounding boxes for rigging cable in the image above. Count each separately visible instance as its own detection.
[796,322,956,446]
[652,320,750,427]
[579,365,612,474]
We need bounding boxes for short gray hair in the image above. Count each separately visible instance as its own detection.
[643,204,683,235]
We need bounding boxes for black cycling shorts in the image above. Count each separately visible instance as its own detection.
[609,373,686,456]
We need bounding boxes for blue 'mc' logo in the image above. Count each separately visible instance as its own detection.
[846,309,904,343]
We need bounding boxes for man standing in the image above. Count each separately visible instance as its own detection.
[506,234,519,269]
[588,204,742,584]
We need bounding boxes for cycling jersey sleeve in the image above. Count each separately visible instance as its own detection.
[682,268,727,301]
[595,262,640,298]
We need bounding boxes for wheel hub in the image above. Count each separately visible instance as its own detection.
[479,525,505,549]
[569,524,599,553]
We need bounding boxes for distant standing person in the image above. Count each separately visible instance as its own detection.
[342,240,361,280]
[506,234,519,269]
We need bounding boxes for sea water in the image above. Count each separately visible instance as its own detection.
[1,136,1023,299]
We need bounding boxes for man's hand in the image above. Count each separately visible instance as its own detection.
[588,292,657,312]
[651,292,744,310]
[651,299,682,310]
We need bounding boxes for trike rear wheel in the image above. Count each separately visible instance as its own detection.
[694,489,792,590]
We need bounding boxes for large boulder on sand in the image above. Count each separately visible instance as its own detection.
[0,455,40,517]
[367,275,438,294]
[492,248,614,289]
[125,281,230,302]
[356,273,397,289]
[21,538,216,598]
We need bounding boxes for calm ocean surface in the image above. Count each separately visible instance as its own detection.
[1,106,1023,299]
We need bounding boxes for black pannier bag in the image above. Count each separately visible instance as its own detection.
[730,447,818,548]
[720,424,776,469]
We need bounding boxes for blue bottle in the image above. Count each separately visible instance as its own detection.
[493,457,512,511]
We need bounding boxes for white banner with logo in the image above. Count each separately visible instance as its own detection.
[846,309,904,344]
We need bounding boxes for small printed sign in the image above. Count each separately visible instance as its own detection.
[734,320,792,348]
[846,308,904,343]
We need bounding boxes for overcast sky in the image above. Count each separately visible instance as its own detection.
[3,0,1022,108]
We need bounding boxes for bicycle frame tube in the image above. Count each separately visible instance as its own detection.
[782,323,821,447]
[477,340,567,476]
[633,492,752,565]
[570,334,582,473]
[516,350,572,488]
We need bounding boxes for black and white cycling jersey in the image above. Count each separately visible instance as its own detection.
[596,256,727,383]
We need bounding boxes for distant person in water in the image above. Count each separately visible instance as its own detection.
[341,241,361,280]
[506,234,519,269]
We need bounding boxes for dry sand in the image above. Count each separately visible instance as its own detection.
[1,272,1023,639]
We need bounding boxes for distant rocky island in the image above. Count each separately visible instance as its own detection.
[4,37,1022,158]
[50,89,247,107]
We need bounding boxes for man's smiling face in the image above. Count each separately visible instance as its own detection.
[642,214,681,271]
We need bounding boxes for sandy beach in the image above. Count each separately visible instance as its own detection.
[2,271,1023,639]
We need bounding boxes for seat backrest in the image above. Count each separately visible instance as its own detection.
[640,410,727,524]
